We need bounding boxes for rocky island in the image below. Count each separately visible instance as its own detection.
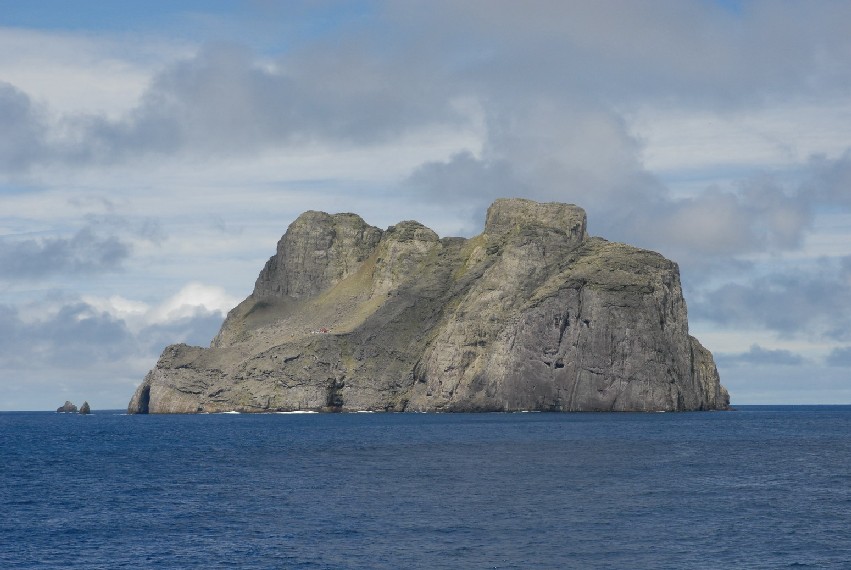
[55,400,90,413]
[57,401,78,413]
[129,198,729,413]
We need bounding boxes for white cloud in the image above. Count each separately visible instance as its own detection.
[83,282,239,333]
[147,282,239,324]
[629,99,851,185]
[0,26,191,117]
[80,294,149,324]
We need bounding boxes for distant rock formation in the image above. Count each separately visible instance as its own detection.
[129,198,729,414]
[57,401,77,413]
[79,401,91,415]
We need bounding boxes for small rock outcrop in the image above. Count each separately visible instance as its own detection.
[56,401,77,413]
[129,198,729,414]
[79,402,91,415]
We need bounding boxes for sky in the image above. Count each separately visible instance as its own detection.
[2,0,851,410]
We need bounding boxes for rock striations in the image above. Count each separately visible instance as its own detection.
[129,198,729,414]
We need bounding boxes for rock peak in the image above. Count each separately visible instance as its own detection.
[56,400,77,413]
[253,210,383,300]
[484,198,587,242]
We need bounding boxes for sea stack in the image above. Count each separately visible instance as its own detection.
[129,198,729,414]
[57,401,77,413]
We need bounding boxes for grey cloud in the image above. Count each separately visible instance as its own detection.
[388,0,846,267]
[808,151,851,207]
[0,38,464,168]
[716,344,806,368]
[82,212,167,245]
[2,1,850,270]
[719,364,851,405]
[42,303,133,367]
[136,218,167,244]
[4,2,851,174]
[7,1,851,166]
[404,138,816,268]
[0,300,224,367]
[403,152,529,234]
[738,176,813,249]
[697,278,823,333]
[628,176,813,262]
[0,82,49,172]
[0,227,131,280]
[691,256,851,338]
[407,151,522,203]
[138,310,225,350]
[65,41,462,161]
[0,302,133,368]
[826,347,851,367]
[413,0,851,104]
[403,104,670,241]
[0,298,227,409]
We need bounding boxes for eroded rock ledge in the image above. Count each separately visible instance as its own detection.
[129,198,729,413]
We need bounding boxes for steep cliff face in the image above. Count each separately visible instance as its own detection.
[129,198,729,413]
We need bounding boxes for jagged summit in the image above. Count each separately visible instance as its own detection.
[129,198,729,413]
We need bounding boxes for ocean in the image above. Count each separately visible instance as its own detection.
[1,407,849,569]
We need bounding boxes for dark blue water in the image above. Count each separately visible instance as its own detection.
[2,407,850,569]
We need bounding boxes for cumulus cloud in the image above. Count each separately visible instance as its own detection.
[0,226,130,279]
[1,40,465,168]
[403,113,822,267]
[628,175,813,262]
[83,282,239,333]
[147,282,238,323]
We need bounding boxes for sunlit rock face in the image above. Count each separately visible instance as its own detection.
[129,198,729,414]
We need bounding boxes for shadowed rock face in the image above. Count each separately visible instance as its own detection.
[129,198,729,414]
